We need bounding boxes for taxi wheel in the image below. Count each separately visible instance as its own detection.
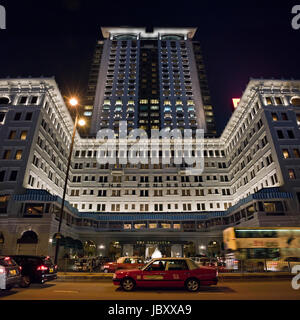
[185,278,200,292]
[121,278,136,291]
[20,276,31,288]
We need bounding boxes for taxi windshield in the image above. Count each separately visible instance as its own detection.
[187,259,199,270]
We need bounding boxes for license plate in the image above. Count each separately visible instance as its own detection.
[10,269,16,275]
[49,268,53,273]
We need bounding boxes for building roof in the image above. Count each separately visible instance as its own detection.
[101,27,197,39]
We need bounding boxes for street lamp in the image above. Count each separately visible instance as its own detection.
[54,97,85,266]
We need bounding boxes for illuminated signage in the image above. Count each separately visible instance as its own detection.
[232,98,240,109]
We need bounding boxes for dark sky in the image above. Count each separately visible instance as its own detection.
[0,0,299,134]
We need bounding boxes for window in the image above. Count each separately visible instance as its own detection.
[281,113,288,120]
[15,150,23,160]
[288,169,296,179]
[9,131,17,140]
[0,170,5,182]
[19,96,27,104]
[14,112,22,121]
[265,97,272,105]
[0,112,6,123]
[9,171,18,181]
[24,203,43,216]
[25,112,33,121]
[277,130,284,139]
[3,150,11,159]
[271,113,278,121]
[287,130,295,139]
[293,149,300,158]
[30,96,38,104]
[20,131,28,140]
[282,149,290,159]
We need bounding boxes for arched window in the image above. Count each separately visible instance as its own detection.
[113,34,137,40]
[291,96,300,106]
[0,97,10,105]
[161,35,184,40]
[17,230,38,244]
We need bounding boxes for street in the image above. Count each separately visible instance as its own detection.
[0,279,300,300]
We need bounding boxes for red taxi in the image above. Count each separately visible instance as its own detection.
[101,256,145,273]
[113,257,218,292]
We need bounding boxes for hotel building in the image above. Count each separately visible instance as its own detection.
[0,27,300,259]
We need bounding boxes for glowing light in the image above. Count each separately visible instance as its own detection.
[78,118,86,127]
[69,98,78,107]
[151,248,162,259]
[232,98,240,109]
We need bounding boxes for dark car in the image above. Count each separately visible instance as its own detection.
[10,255,57,287]
[0,256,22,290]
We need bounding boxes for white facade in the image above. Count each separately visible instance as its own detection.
[1,78,300,257]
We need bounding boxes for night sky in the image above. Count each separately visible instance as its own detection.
[0,0,299,134]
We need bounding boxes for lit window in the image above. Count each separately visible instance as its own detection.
[282,149,290,159]
[3,150,11,160]
[9,131,17,140]
[271,113,278,121]
[15,150,23,160]
[265,97,272,105]
[288,169,296,179]
[293,149,300,158]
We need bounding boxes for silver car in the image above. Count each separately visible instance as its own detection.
[0,256,21,290]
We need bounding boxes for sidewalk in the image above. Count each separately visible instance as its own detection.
[56,271,293,282]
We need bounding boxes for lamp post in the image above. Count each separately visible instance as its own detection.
[54,98,85,266]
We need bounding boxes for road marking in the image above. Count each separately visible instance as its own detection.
[53,290,79,294]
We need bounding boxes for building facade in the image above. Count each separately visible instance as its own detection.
[0,77,300,259]
[0,28,300,260]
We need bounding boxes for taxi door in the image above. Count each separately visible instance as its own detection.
[164,260,190,287]
[139,260,167,287]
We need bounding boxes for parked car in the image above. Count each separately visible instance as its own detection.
[0,256,21,290]
[73,258,91,272]
[10,255,57,287]
[266,256,300,272]
[101,256,145,273]
[113,257,218,292]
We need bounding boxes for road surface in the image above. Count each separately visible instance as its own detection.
[0,279,300,300]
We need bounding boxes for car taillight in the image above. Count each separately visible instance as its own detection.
[37,265,48,271]
[4,257,10,261]
[19,266,22,271]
